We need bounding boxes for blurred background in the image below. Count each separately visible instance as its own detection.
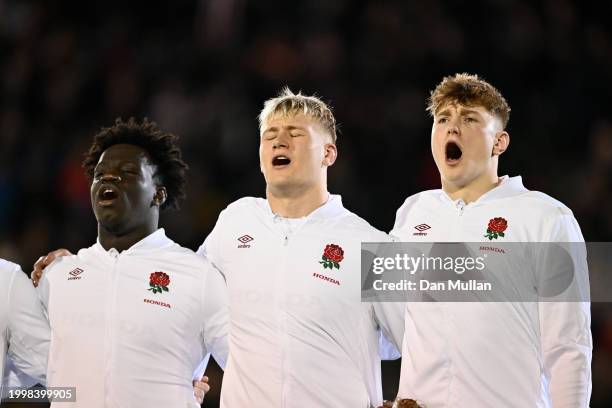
[1,0,610,406]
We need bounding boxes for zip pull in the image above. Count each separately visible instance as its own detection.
[283,235,288,246]
[108,248,119,259]
[456,200,465,216]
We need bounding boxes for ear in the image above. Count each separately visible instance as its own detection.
[492,131,510,156]
[322,143,338,167]
[258,145,266,175]
[153,186,167,207]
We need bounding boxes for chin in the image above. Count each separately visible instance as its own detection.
[96,214,127,234]
[268,175,298,189]
[441,171,471,188]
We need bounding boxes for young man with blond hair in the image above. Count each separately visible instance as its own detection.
[198,87,404,407]
[391,73,592,407]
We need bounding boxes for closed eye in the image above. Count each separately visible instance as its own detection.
[464,116,477,123]
[122,167,139,175]
[93,167,104,180]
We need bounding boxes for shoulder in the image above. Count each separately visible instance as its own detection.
[161,242,217,273]
[394,189,442,228]
[0,258,22,290]
[211,197,265,227]
[45,246,97,277]
[331,209,390,242]
[515,190,575,217]
[397,189,441,213]
[0,258,20,275]
[222,197,264,216]
[500,190,577,226]
[501,190,583,241]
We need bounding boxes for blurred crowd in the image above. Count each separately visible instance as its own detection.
[0,0,610,406]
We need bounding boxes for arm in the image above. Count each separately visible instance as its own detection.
[7,265,50,385]
[196,217,225,279]
[370,235,406,360]
[372,301,405,360]
[200,264,230,370]
[538,212,592,408]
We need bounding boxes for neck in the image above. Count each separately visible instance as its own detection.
[442,172,502,204]
[98,221,158,252]
[266,184,329,218]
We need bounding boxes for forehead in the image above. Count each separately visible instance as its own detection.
[97,143,151,165]
[261,112,322,132]
[435,102,490,116]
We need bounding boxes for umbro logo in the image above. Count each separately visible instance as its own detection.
[413,224,431,236]
[237,234,253,248]
[68,268,84,280]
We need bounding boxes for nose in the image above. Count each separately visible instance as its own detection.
[100,173,122,183]
[273,134,289,149]
[447,123,460,136]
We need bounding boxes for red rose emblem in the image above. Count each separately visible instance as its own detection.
[484,217,508,240]
[148,271,170,294]
[323,244,344,263]
[320,244,344,270]
[488,217,508,233]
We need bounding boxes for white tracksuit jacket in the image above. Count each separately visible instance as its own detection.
[198,195,405,408]
[0,259,49,399]
[391,176,592,408]
[38,229,229,408]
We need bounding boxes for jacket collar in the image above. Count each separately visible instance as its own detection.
[260,194,346,222]
[94,228,173,256]
[439,175,528,206]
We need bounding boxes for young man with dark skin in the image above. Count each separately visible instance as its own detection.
[34,118,226,407]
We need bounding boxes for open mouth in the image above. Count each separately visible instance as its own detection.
[272,155,291,167]
[97,186,119,206]
[445,141,463,163]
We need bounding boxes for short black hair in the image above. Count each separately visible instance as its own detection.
[83,117,188,210]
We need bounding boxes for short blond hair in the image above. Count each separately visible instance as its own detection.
[427,73,511,129]
[258,87,337,142]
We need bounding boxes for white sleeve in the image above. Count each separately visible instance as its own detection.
[7,267,50,385]
[3,358,39,389]
[366,232,405,360]
[372,301,405,360]
[196,213,226,279]
[538,212,592,408]
[200,264,229,370]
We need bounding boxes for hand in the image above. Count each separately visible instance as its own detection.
[193,375,210,405]
[31,248,72,287]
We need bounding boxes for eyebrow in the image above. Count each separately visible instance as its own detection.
[262,125,307,134]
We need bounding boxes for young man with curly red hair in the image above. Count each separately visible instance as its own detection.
[391,73,592,407]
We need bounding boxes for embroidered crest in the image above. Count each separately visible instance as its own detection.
[148,271,170,294]
[484,217,508,240]
[319,244,344,270]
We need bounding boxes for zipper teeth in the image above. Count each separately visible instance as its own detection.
[457,201,465,215]
[280,232,288,405]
